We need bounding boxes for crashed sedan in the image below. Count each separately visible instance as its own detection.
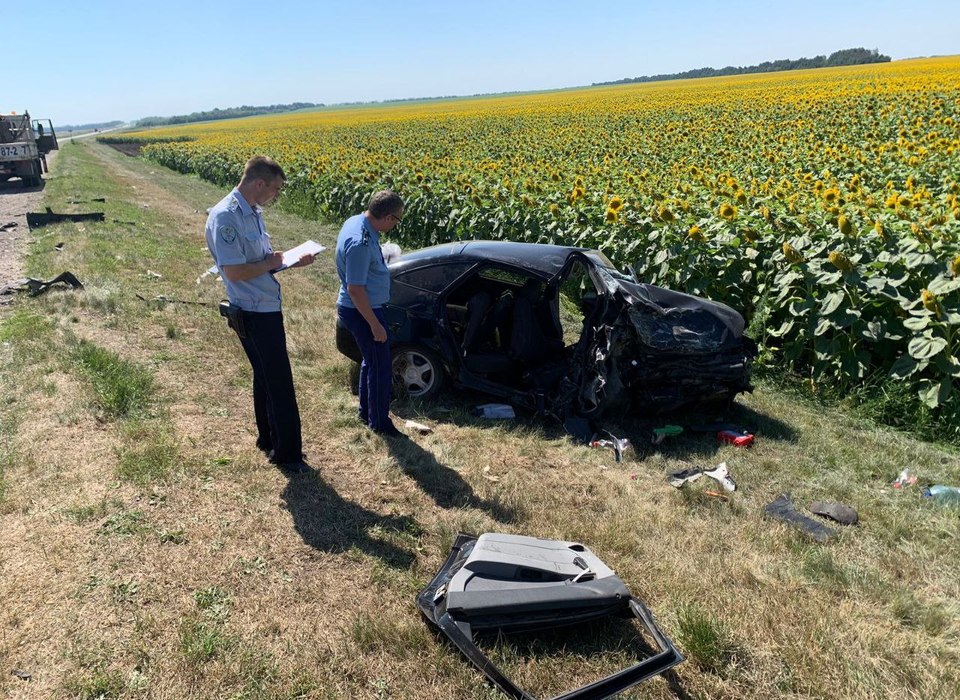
[335,240,755,420]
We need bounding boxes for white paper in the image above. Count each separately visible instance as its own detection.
[277,240,326,271]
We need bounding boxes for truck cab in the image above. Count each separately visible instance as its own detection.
[0,111,58,187]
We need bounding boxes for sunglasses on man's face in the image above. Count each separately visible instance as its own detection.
[389,213,403,223]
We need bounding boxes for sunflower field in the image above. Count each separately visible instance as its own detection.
[118,57,960,428]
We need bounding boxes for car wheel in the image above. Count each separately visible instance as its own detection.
[392,345,444,399]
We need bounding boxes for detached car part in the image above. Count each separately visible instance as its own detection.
[417,533,683,699]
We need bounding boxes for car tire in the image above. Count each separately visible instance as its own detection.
[392,345,445,400]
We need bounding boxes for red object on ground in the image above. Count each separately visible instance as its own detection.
[717,430,754,447]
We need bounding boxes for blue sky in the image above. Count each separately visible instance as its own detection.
[14,0,960,126]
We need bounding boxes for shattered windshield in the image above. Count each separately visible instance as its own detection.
[585,251,635,283]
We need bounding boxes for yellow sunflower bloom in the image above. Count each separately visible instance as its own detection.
[921,289,943,318]
[828,251,854,272]
[719,203,738,220]
[783,242,804,264]
[838,215,853,235]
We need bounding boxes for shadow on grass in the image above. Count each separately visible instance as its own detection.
[281,473,416,569]
[384,434,521,524]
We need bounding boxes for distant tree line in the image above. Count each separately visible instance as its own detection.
[54,120,124,132]
[135,103,322,128]
[594,48,891,87]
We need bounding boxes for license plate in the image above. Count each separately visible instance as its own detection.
[0,143,35,159]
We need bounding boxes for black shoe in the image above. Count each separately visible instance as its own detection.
[276,459,312,474]
[373,424,404,438]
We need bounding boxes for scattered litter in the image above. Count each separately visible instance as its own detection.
[134,293,213,307]
[26,208,105,229]
[590,431,631,463]
[652,424,683,445]
[717,429,754,447]
[629,472,638,480]
[703,490,729,501]
[197,264,219,284]
[667,468,703,488]
[54,242,65,251]
[765,494,837,542]
[892,468,918,489]
[704,462,737,492]
[809,500,859,525]
[145,270,162,279]
[0,221,17,231]
[11,668,31,681]
[0,271,83,298]
[923,484,960,506]
[481,466,500,482]
[404,419,433,435]
[472,403,515,419]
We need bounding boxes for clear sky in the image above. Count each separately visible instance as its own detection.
[13,0,960,126]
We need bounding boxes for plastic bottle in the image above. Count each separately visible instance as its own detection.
[922,485,960,506]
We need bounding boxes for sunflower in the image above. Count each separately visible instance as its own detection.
[838,214,853,235]
[951,254,960,278]
[782,242,804,264]
[823,188,840,204]
[659,206,675,223]
[718,203,738,220]
[921,289,943,318]
[605,208,619,224]
[608,196,624,211]
[828,251,854,272]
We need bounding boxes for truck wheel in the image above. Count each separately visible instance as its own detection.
[32,159,43,185]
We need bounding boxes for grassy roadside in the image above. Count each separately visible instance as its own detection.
[0,140,957,699]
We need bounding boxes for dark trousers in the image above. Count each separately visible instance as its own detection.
[235,310,302,463]
[338,305,393,431]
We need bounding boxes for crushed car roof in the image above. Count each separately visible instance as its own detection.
[394,240,591,277]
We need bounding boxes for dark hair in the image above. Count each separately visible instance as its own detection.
[241,156,285,185]
[368,190,404,218]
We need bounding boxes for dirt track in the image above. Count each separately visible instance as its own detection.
[0,152,56,293]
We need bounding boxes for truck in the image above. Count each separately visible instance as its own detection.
[0,111,58,187]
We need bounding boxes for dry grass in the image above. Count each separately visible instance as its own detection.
[0,141,957,699]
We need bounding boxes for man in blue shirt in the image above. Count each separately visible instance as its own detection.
[336,190,404,436]
[206,156,315,473]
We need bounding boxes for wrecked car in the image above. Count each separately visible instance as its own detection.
[335,241,755,419]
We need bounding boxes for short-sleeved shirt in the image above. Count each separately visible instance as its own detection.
[335,213,391,308]
[205,188,282,312]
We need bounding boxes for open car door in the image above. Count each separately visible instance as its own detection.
[417,533,683,699]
